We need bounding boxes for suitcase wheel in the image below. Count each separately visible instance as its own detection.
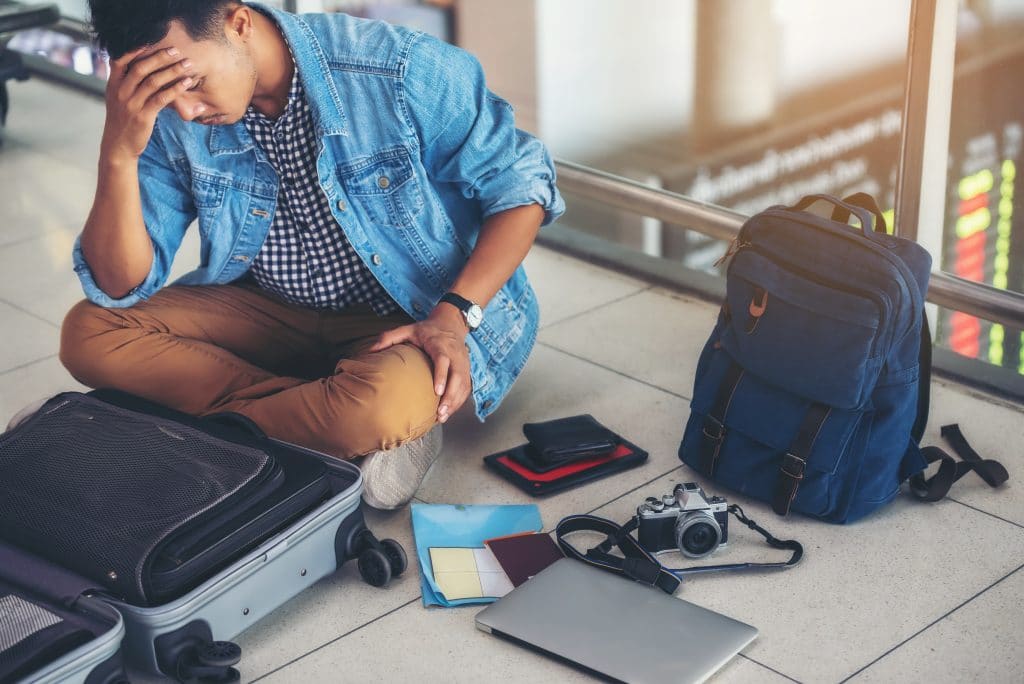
[380,538,408,577]
[348,527,407,587]
[358,548,393,587]
[197,641,242,669]
[176,640,242,684]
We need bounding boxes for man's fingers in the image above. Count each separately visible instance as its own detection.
[109,47,148,75]
[141,76,195,118]
[432,356,450,398]
[438,351,473,420]
[133,59,193,105]
[119,47,184,94]
[369,325,412,352]
[438,370,470,423]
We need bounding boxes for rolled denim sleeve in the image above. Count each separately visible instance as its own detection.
[401,34,565,226]
[72,120,196,308]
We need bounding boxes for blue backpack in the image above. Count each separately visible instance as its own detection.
[678,194,1007,523]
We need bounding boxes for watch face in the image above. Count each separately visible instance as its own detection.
[466,304,484,330]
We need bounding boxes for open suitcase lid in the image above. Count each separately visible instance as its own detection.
[0,540,126,684]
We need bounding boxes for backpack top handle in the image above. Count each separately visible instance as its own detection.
[786,194,886,242]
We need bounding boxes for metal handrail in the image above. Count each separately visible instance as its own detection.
[554,159,1024,330]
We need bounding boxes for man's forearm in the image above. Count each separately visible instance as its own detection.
[80,155,155,299]
[446,203,545,308]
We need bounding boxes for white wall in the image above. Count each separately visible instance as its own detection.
[535,0,696,161]
[772,0,911,97]
[988,0,1024,20]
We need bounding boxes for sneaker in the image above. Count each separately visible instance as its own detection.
[360,425,443,510]
[4,396,49,433]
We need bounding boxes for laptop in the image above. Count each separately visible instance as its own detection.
[475,559,757,684]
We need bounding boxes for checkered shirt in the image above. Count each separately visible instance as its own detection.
[243,72,398,315]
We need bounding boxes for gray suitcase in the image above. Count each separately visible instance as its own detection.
[110,452,398,682]
[1,541,127,684]
[0,392,406,683]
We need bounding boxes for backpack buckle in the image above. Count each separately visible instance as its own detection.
[780,452,806,480]
[702,416,725,442]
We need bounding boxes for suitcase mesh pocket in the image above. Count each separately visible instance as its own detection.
[0,590,97,681]
[0,595,61,652]
[0,394,270,604]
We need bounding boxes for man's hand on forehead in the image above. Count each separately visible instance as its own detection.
[123,48,158,75]
[100,41,206,161]
[117,46,180,75]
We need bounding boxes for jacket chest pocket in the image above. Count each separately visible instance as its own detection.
[191,179,227,209]
[337,147,424,229]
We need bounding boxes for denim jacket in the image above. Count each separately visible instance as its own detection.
[72,3,565,420]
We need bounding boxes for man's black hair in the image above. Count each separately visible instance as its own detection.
[88,0,241,60]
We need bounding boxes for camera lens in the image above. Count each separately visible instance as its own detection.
[674,513,721,559]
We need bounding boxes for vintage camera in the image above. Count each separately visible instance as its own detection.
[636,483,729,559]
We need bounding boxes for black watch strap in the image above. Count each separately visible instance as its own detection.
[439,292,481,331]
[440,292,473,311]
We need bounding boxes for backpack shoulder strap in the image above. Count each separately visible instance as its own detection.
[910,425,1009,501]
[908,310,1009,500]
[912,309,932,443]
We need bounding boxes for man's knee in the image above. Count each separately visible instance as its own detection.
[327,344,440,455]
[59,299,122,386]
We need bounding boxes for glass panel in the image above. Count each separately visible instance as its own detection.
[50,1,88,22]
[935,0,1024,378]
[461,0,912,272]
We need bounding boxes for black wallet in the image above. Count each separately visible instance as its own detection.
[484,439,648,497]
[521,415,617,466]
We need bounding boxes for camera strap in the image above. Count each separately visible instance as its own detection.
[555,505,803,595]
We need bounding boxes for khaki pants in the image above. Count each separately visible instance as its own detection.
[59,284,439,459]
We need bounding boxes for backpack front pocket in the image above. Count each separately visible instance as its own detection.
[680,344,868,521]
[722,249,888,410]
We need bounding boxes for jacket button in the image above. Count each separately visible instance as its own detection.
[413,303,424,313]
[372,254,382,266]
[337,200,347,212]
[377,176,390,189]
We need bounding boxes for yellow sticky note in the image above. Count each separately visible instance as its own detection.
[429,547,513,601]
[434,571,484,600]
[429,547,477,573]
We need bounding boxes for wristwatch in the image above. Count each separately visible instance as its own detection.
[439,292,484,332]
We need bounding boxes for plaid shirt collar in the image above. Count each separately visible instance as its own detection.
[244,64,302,127]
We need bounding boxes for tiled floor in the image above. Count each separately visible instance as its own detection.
[2,78,1022,684]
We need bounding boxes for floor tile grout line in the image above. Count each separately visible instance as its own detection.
[0,297,61,330]
[249,596,421,682]
[580,465,685,518]
[537,285,653,332]
[948,498,1024,531]
[837,561,1024,683]
[737,653,803,683]
[0,354,59,377]
[537,341,691,401]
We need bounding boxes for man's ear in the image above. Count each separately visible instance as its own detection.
[224,4,254,41]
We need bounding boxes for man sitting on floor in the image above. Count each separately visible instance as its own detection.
[58,1,564,509]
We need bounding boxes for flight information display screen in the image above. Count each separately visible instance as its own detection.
[944,51,1023,373]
